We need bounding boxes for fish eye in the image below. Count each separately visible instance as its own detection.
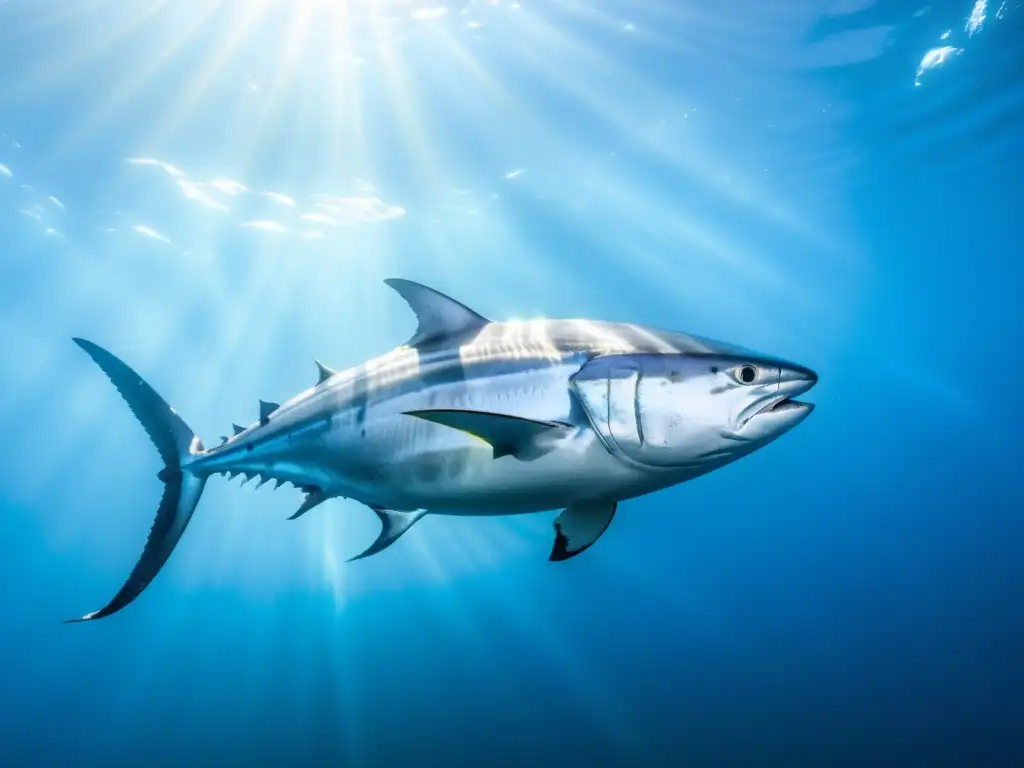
[732,365,759,385]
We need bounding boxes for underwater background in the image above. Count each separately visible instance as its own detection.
[0,0,1021,765]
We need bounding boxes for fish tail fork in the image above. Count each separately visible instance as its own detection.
[66,338,207,623]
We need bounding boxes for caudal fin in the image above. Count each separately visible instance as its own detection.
[66,338,206,623]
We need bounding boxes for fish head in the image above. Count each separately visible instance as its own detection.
[571,351,817,471]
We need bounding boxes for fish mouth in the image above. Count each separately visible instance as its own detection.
[738,396,810,428]
[736,368,818,429]
[755,396,811,416]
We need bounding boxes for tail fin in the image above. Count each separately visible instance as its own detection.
[67,338,206,623]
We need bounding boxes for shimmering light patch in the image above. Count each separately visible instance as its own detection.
[210,179,248,195]
[997,1,1006,19]
[0,163,11,177]
[36,142,405,253]
[463,321,565,366]
[915,45,962,85]
[261,191,296,206]
[588,321,646,356]
[132,224,172,244]
[504,169,524,180]
[940,30,950,39]
[299,212,339,226]
[309,194,406,225]
[125,153,402,230]
[240,220,288,233]
[411,7,447,21]
[626,325,680,355]
[364,347,422,392]
[177,179,230,211]
[966,0,986,36]
[125,156,186,178]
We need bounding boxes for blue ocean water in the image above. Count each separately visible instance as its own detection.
[0,0,1020,765]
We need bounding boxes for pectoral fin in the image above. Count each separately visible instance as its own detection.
[549,500,618,561]
[405,408,572,460]
[348,507,427,562]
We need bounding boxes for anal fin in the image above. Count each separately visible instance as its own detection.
[549,500,618,562]
[348,507,427,562]
[288,488,329,520]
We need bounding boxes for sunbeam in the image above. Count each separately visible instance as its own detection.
[41,1,225,164]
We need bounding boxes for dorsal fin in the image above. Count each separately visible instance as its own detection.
[384,278,489,348]
[259,400,279,425]
[314,359,336,385]
[232,423,245,436]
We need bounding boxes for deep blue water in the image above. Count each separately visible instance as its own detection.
[1,0,1021,765]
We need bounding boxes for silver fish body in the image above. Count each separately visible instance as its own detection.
[68,279,817,621]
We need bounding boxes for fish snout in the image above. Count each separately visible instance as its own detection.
[778,364,818,398]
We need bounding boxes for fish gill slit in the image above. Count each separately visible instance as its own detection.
[633,370,645,446]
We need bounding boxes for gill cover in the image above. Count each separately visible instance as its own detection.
[570,354,717,468]
[571,356,644,464]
